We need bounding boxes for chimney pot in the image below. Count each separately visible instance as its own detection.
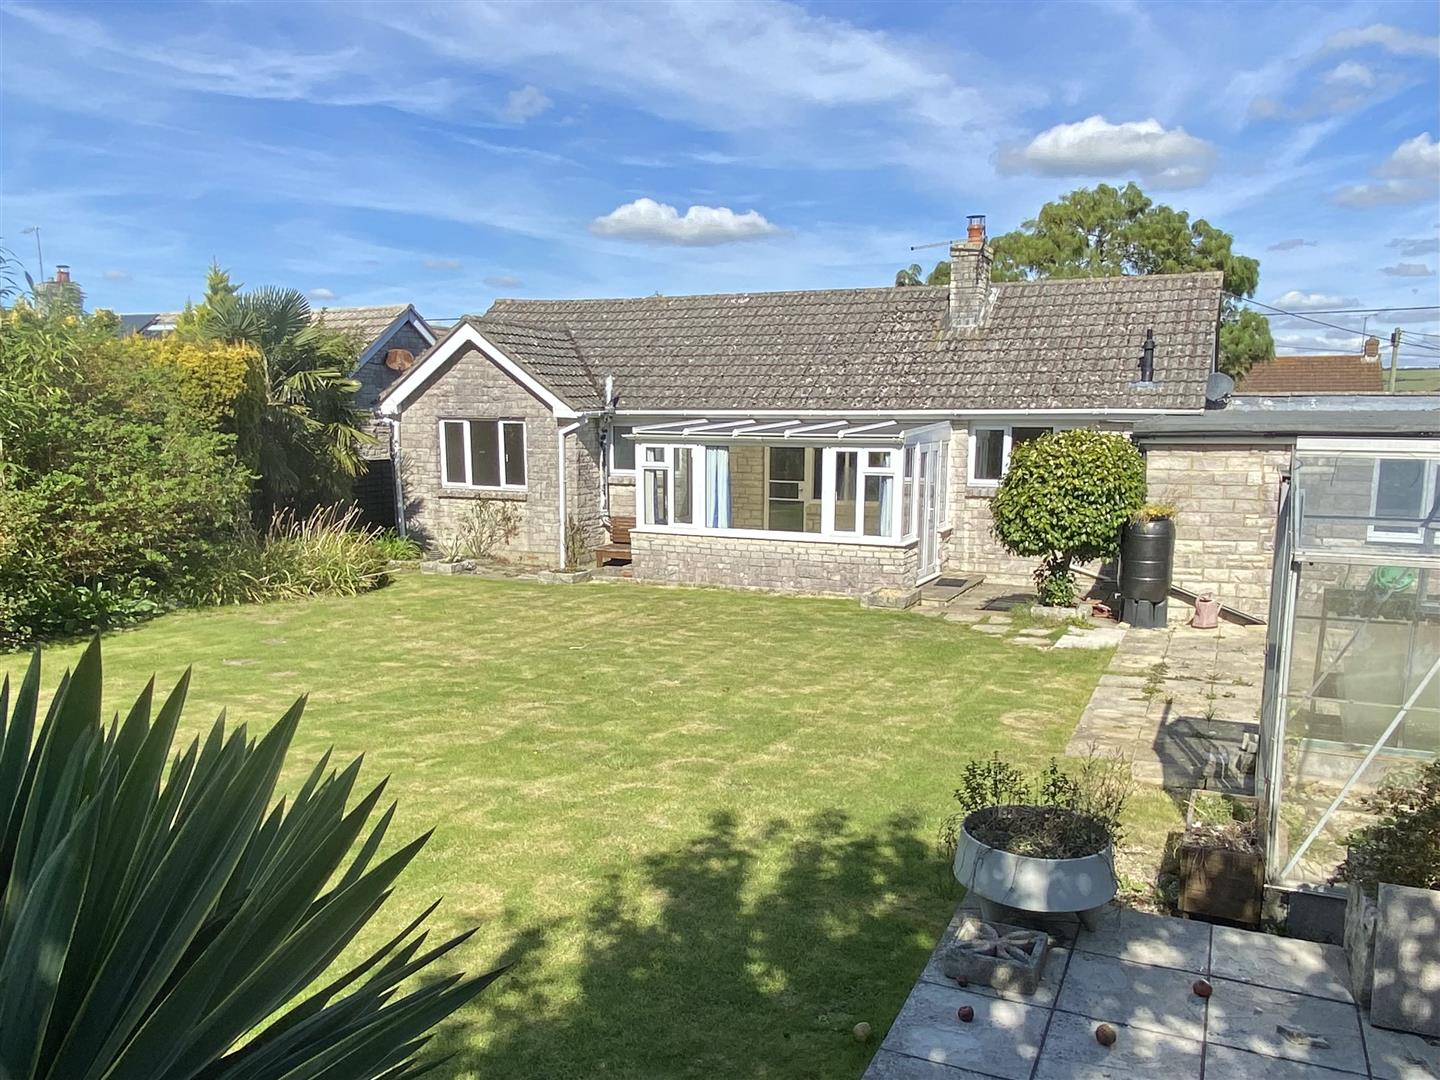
[55,265,70,284]
[966,214,986,242]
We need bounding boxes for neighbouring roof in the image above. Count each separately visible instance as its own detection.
[312,304,414,343]
[1235,354,1384,394]
[116,312,160,336]
[392,272,1223,414]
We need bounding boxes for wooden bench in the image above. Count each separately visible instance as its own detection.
[594,515,635,567]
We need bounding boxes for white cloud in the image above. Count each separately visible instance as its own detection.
[1323,61,1374,88]
[502,84,551,123]
[1378,133,1439,179]
[101,269,131,282]
[1273,290,1360,310]
[995,116,1216,189]
[589,198,781,246]
[1267,239,1316,252]
[1381,263,1435,277]
[1333,134,1439,206]
[483,274,524,289]
[309,287,338,300]
[1325,23,1440,57]
[422,257,462,272]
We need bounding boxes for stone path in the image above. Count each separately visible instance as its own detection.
[863,902,1440,1079]
[1066,620,1268,788]
[925,582,1128,652]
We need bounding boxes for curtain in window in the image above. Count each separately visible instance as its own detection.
[706,446,731,529]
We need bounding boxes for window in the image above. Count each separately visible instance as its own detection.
[641,445,698,527]
[766,446,809,532]
[439,419,526,488]
[1369,458,1438,543]
[609,425,636,472]
[969,425,1056,485]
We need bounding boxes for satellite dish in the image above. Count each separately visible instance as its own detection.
[1206,371,1235,404]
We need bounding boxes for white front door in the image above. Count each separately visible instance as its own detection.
[917,444,941,583]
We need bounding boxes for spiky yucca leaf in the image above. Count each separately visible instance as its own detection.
[0,639,504,1080]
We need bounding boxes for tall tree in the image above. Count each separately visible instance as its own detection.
[895,261,950,287]
[989,183,1273,377]
[200,283,369,523]
[174,260,243,336]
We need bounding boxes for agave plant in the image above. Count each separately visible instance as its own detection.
[0,639,503,1080]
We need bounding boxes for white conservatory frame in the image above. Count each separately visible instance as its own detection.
[626,417,951,549]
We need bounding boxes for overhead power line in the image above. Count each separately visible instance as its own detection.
[1229,294,1440,353]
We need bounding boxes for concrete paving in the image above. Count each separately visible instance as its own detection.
[1066,619,1267,789]
[863,903,1440,1079]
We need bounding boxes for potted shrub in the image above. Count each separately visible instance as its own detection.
[989,431,1146,610]
[942,753,1133,931]
[1335,760,1440,1011]
[1120,503,1177,627]
[1175,790,1263,925]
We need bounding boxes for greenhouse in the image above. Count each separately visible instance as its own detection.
[1259,436,1440,888]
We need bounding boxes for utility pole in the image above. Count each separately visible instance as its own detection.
[1388,328,1402,392]
[21,226,44,283]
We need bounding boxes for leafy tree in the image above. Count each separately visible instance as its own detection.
[989,183,1272,377]
[199,283,370,523]
[895,261,950,287]
[0,638,504,1080]
[174,259,243,337]
[989,430,1146,606]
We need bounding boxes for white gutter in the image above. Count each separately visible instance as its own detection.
[383,417,407,537]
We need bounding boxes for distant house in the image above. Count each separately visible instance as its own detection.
[1236,339,1385,394]
[118,302,435,528]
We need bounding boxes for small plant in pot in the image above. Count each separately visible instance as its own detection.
[941,752,1133,930]
[1173,790,1263,924]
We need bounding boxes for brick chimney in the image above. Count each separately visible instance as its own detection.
[1363,335,1380,360]
[949,215,993,329]
[55,264,70,284]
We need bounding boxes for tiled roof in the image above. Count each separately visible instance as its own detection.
[466,271,1222,412]
[312,305,412,344]
[1235,354,1384,394]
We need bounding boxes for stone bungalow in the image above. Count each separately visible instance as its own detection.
[377,221,1429,621]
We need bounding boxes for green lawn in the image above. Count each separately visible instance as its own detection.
[1395,367,1440,393]
[4,574,1129,1079]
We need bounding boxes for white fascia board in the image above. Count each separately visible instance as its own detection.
[380,322,578,419]
[1297,436,1440,457]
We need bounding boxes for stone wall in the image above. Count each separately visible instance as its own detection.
[632,531,919,595]
[397,341,566,564]
[1142,440,1291,621]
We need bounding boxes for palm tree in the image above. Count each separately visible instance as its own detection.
[894,263,924,287]
[203,287,370,524]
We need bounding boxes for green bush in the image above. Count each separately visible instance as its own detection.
[0,638,504,1079]
[373,530,423,562]
[1,304,253,647]
[186,506,390,606]
[989,430,1146,605]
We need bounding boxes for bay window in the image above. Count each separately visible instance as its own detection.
[439,419,526,489]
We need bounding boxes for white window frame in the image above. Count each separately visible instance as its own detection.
[438,418,528,490]
[608,423,637,475]
[1366,457,1438,545]
[637,441,916,544]
[966,423,1064,486]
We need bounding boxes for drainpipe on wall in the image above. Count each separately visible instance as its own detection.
[383,417,407,538]
[557,420,583,568]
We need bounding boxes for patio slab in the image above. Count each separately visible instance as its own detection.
[865,904,1415,1080]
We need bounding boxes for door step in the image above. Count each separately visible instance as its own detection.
[917,574,985,608]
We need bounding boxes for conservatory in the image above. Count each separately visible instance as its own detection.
[1258,436,1440,888]
[623,417,952,590]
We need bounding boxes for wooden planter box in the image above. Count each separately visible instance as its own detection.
[1177,792,1264,925]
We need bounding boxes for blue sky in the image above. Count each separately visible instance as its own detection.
[3,0,1438,361]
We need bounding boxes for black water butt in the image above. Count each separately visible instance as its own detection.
[1120,518,1175,628]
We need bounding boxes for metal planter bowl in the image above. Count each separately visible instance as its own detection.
[952,808,1117,914]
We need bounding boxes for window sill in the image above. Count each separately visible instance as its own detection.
[439,487,528,502]
[609,472,636,486]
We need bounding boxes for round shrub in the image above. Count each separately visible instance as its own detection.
[989,430,1146,605]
